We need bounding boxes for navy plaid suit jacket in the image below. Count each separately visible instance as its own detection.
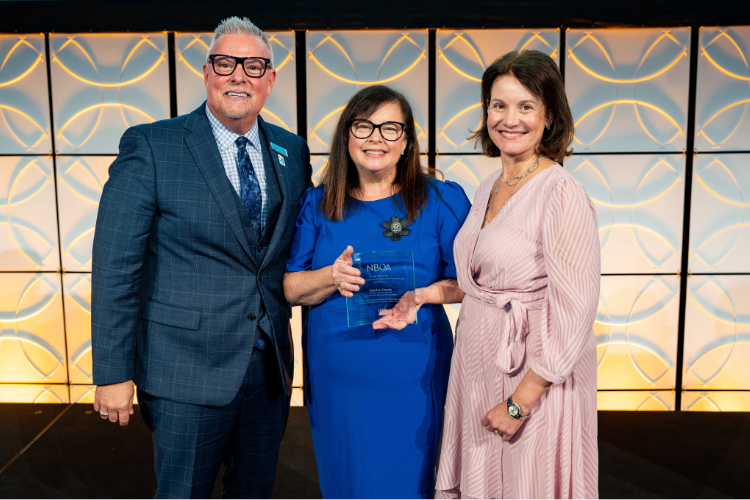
[91,103,313,406]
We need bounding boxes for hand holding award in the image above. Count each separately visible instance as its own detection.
[346,250,417,328]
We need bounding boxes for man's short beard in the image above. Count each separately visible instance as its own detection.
[220,101,251,120]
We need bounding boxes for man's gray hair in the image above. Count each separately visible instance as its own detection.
[207,17,274,68]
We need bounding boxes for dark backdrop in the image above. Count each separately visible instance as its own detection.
[1,0,749,33]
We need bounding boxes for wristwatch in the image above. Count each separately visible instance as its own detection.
[506,396,530,420]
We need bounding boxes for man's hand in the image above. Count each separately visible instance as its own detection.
[93,380,135,426]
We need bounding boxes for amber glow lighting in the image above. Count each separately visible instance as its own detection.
[597,341,674,382]
[595,277,678,387]
[3,28,750,407]
[308,34,426,85]
[599,223,680,269]
[568,32,687,84]
[574,100,684,148]
[2,158,56,268]
[685,278,748,387]
[691,223,750,269]
[696,99,750,147]
[444,159,481,186]
[0,39,44,88]
[52,37,165,87]
[438,103,482,149]
[695,158,750,207]
[0,105,49,151]
[438,33,485,82]
[56,103,155,149]
[702,30,750,81]
[573,159,682,208]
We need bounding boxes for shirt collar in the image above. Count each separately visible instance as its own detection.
[205,104,261,152]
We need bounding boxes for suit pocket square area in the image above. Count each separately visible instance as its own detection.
[142,300,202,331]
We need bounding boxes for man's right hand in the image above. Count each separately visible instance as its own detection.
[93,380,135,426]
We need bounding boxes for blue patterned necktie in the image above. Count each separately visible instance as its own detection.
[235,136,262,235]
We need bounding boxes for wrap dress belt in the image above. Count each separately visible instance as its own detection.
[465,282,550,375]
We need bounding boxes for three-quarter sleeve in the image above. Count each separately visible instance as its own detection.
[437,181,472,279]
[286,188,320,272]
[527,176,601,384]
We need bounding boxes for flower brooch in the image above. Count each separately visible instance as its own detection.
[382,215,411,241]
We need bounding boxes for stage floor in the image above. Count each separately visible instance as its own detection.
[0,405,747,498]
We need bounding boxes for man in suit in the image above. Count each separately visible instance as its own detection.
[91,17,312,498]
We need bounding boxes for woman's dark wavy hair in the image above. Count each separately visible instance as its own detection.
[470,50,574,164]
[319,85,434,222]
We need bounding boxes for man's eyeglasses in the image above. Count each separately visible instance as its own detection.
[208,55,272,78]
[349,119,406,141]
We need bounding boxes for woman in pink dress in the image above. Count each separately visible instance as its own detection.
[434,50,601,498]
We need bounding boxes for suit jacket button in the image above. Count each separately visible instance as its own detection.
[258,273,264,281]
[247,313,256,321]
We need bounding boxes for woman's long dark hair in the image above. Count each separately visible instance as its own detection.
[319,85,431,222]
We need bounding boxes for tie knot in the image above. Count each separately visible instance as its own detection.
[235,136,249,149]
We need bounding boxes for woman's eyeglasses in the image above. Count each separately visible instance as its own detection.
[349,119,406,141]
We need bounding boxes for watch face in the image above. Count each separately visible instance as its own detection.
[509,404,519,416]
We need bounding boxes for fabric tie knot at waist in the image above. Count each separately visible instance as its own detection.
[468,288,548,376]
[495,297,536,375]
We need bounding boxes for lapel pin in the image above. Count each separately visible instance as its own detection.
[270,142,288,157]
[278,154,286,166]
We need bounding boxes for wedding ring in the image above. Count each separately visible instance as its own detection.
[100,412,108,418]
[336,282,343,292]
[493,429,499,436]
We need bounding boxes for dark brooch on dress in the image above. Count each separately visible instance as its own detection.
[382,216,411,241]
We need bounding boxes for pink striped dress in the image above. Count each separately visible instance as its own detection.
[435,164,601,499]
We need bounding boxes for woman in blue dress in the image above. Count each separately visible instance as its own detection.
[284,85,471,498]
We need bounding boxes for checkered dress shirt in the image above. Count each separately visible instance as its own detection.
[205,105,268,233]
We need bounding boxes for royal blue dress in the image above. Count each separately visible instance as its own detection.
[286,179,471,499]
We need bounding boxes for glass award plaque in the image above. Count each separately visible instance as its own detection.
[346,250,417,327]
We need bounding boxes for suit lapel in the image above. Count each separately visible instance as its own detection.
[184,105,256,267]
[259,117,290,265]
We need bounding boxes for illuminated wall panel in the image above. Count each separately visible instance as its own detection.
[57,156,111,272]
[0,273,67,384]
[683,275,750,390]
[596,275,680,390]
[694,27,750,152]
[70,384,96,404]
[688,153,750,273]
[0,35,52,154]
[291,306,303,389]
[682,391,750,411]
[566,154,685,274]
[566,28,690,153]
[311,155,328,186]
[175,32,297,131]
[0,156,60,271]
[597,390,675,411]
[63,273,92,384]
[291,387,304,407]
[306,30,428,153]
[49,33,170,154]
[437,154,498,203]
[0,384,69,403]
[436,29,559,153]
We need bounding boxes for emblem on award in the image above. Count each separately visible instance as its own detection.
[346,250,417,327]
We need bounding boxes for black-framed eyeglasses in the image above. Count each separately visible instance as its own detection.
[348,119,406,141]
[208,54,272,78]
